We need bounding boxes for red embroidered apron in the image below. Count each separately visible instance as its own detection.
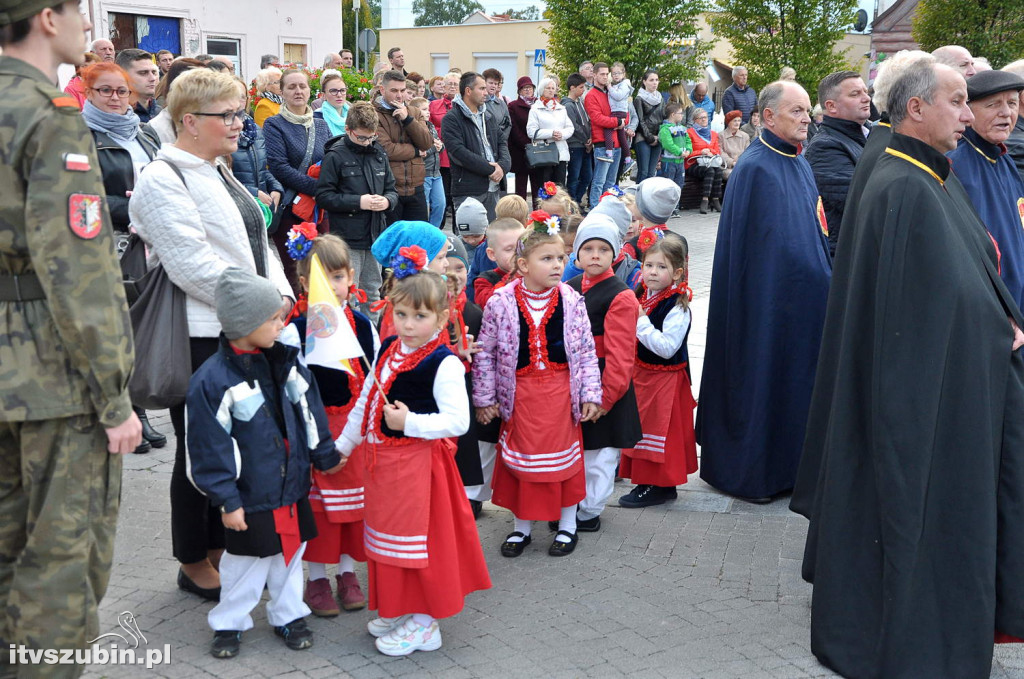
[362,437,434,569]
[624,363,687,463]
[308,405,366,523]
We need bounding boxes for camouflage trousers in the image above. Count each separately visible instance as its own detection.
[0,415,121,678]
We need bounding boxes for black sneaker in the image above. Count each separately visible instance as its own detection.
[576,515,601,532]
[274,617,313,650]
[661,486,679,500]
[619,484,667,508]
[211,630,241,658]
[468,499,482,519]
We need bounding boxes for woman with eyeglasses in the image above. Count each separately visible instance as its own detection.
[253,66,283,127]
[230,78,283,211]
[81,61,165,456]
[313,70,350,137]
[128,69,294,602]
[264,69,332,284]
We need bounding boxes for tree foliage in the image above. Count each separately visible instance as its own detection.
[413,0,484,26]
[501,6,540,20]
[544,0,712,87]
[912,0,1024,69]
[709,0,858,99]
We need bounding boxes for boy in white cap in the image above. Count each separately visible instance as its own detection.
[188,268,342,659]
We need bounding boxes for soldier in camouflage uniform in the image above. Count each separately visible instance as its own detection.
[0,1,142,676]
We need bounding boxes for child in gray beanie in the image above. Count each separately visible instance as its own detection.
[187,267,341,660]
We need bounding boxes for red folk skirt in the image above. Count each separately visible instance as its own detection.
[305,405,367,563]
[365,438,491,619]
[491,369,586,520]
[620,363,697,487]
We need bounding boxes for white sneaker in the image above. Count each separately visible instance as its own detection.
[366,614,411,638]
[374,618,442,656]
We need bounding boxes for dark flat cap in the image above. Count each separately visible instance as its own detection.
[967,69,1024,102]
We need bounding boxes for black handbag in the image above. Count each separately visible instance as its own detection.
[127,263,190,409]
[525,133,560,169]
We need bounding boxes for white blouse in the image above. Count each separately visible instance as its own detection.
[636,305,691,359]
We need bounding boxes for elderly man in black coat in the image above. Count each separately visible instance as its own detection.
[804,70,872,256]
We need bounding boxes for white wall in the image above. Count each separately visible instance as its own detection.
[88,0,344,81]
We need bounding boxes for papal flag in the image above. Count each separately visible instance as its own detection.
[304,253,366,376]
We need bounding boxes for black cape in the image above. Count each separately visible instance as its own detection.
[791,131,1024,678]
[696,129,832,499]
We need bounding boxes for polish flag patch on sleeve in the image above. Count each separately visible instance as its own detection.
[64,153,91,172]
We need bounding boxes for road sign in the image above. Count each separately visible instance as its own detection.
[357,28,377,53]
[534,49,546,67]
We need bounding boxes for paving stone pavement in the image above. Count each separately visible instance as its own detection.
[82,209,1024,678]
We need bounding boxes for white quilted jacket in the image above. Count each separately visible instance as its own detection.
[129,146,293,338]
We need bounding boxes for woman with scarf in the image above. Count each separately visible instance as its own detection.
[314,71,350,137]
[263,69,331,284]
[685,108,724,214]
[507,76,537,200]
[634,70,665,183]
[253,66,283,127]
[230,78,283,211]
[525,77,573,189]
[81,61,166,456]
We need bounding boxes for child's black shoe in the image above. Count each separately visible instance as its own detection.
[211,630,241,658]
[275,617,314,650]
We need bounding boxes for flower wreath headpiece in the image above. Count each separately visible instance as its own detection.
[391,245,428,279]
[537,181,559,201]
[637,226,666,254]
[600,185,625,201]
[285,222,318,261]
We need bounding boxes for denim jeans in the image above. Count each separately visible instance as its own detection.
[634,140,661,183]
[423,175,446,228]
[589,147,621,209]
[567,146,593,206]
[661,160,685,195]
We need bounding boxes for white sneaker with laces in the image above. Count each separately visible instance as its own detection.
[366,614,411,638]
[374,618,443,656]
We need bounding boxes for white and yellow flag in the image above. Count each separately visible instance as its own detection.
[304,253,365,376]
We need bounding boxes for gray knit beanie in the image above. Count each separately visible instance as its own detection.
[587,197,633,243]
[215,268,283,340]
[636,177,681,224]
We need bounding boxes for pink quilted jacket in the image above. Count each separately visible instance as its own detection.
[473,279,602,423]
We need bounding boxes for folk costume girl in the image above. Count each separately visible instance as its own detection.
[619,232,698,507]
[285,230,379,616]
[336,251,490,656]
[474,212,603,557]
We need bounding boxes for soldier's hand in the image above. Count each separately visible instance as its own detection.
[105,411,143,454]
[222,508,247,531]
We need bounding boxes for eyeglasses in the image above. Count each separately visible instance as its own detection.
[351,133,377,143]
[192,109,247,126]
[91,86,130,98]
[327,88,347,96]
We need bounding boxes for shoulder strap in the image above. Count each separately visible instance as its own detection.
[154,158,187,187]
[300,125,316,173]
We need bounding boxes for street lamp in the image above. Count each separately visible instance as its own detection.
[353,0,361,71]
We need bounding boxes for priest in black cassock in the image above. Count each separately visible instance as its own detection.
[793,61,1024,679]
[949,69,1024,308]
[696,81,831,502]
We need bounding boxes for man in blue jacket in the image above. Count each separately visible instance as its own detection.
[722,66,758,124]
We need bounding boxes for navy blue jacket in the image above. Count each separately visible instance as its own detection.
[263,114,331,196]
[804,116,868,255]
[722,84,758,124]
[186,335,339,514]
[232,118,283,198]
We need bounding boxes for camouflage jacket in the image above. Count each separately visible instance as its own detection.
[0,56,134,427]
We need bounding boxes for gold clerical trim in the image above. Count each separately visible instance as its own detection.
[963,136,998,164]
[758,134,797,158]
[877,122,891,128]
[884,148,944,185]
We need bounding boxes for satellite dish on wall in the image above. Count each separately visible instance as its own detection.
[853,9,869,32]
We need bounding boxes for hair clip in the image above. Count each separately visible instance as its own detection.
[537,181,558,201]
[285,222,318,261]
[392,245,427,279]
[527,209,560,237]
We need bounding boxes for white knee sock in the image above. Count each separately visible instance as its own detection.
[556,506,577,543]
[507,516,532,542]
[412,613,435,627]
[307,562,327,581]
[338,554,355,574]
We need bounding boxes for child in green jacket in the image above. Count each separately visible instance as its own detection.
[658,102,692,198]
